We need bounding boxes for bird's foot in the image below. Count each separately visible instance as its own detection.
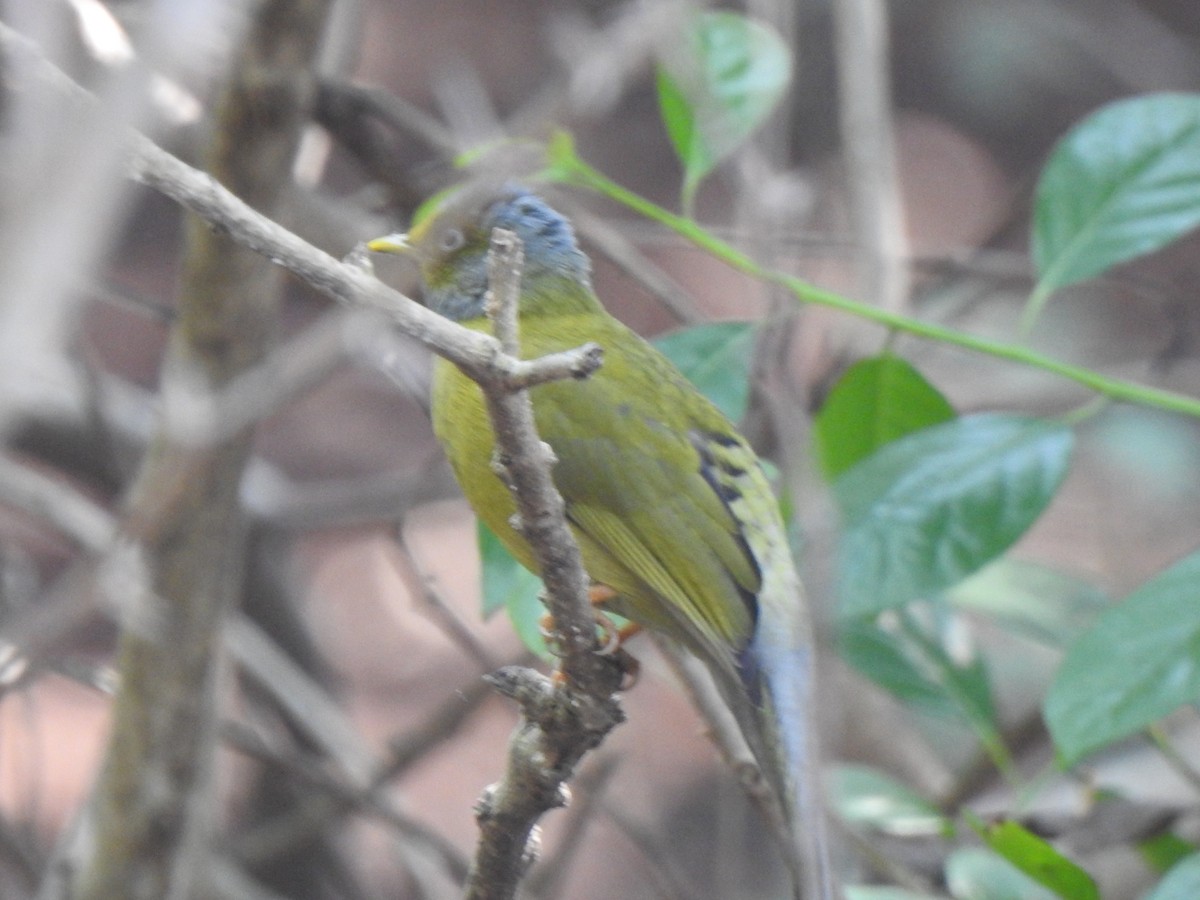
[540,584,641,689]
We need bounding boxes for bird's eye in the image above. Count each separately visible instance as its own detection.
[439,227,466,253]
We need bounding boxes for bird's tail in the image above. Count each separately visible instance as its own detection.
[754,626,834,899]
[733,564,834,900]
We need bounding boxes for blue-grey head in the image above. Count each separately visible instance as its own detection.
[368,184,593,322]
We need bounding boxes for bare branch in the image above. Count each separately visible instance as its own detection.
[160,308,376,447]
[224,697,481,888]
[0,455,116,553]
[0,21,604,415]
[392,540,503,672]
[459,231,625,900]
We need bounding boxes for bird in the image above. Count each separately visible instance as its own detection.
[368,183,831,898]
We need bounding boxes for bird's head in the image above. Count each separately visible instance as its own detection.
[368,184,591,322]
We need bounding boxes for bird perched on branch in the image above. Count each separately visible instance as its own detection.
[368,183,831,898]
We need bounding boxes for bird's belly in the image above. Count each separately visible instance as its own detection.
[432,360,536,572]
[431,358,677,632]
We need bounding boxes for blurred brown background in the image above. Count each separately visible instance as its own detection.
[3,1,1200,897]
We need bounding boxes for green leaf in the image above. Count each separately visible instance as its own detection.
[835,415,1074,617]
[839,607,996,731]
[967,818,1098,900]
[839,616,960,718]
[653,321,755,421]
[656,11,792,206]
[478,521,532,617]
[947,560,1109,647]
[1140,834,1198,876]
[1044,549,1200,764]
[504,577,552,661]
[830,763,952,837]
[814,355,956,480]
[945,847,1062,900]
[1146,853,1200,899]
[656,69,709,190]
[1032,93,1200,301]
[478,522,550,659]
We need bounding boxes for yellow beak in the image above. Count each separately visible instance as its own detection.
[366,233,412,255]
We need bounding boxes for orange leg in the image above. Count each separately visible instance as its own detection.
[587,584,643,646]
[540,584,643,649]
[540,583,642,688]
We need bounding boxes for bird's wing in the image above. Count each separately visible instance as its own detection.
[526,316,765,667]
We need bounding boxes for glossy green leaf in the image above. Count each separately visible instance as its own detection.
[839,616,959,718]
[657,11,791,205]
[657,70,703,183]
[945,848,1061,900]
[1045,549,1200,764]
[831,764,952,837]
[814,355,955,480]
[653,321,755,422]
[969,818,1098,900]
[947,560,1109,647]
[839,607,996,732]
[835,415,1074,617]
[1033,93,1200,298]
[1146,853,1200,900]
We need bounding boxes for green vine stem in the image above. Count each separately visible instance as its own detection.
[543,133,1200,421]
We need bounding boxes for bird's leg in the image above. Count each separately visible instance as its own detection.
[540,583,641,687]
[586,584,643,644]
[539,584,643,649]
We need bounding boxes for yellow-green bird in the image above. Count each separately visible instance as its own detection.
[369,184,830,898]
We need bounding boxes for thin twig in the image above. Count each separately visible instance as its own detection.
[0,455,116,553]
[317,77,458,157]
[228,617,376,781]
[651,637,780,820]
[0,22,604,400]
[597,799,695,900]
[1146,725,1200,796]
[240,455,461,528]
[223,711,475,884]
[391,540,501,672]
[160,308,381,447]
